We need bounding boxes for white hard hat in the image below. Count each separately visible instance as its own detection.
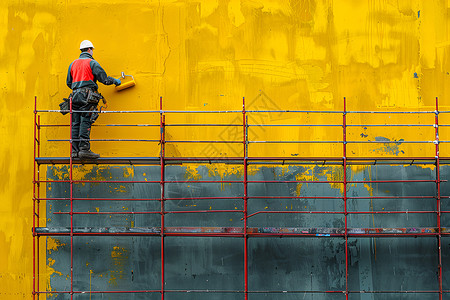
[80,40,94,50]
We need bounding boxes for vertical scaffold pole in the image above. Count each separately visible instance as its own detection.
[343,97,348,299]
[435,97,443,300]
[243,97,248,300]
[37,114,41,300]
[160,96,166,300]
[32,96,37,300]
[69,96,74,300]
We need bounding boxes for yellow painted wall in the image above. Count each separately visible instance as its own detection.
[2,0,450,298]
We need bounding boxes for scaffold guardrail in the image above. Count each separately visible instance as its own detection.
[32,96,449,299]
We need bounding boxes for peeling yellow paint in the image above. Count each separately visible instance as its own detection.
[47,237,66,255]
[123,166,135,178]
[114,185,127,193]
[294,166,319,196]
[109,246,128,286]
[278,166,291,177]
[363,183,374,195]
[50,167,69,181]
[319,167,345,194]
[47,258,56,267]
[184,165,202,180]
[46,259,62,277]
[247,166,261,176]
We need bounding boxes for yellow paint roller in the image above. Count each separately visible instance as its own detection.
[115,72,136,91]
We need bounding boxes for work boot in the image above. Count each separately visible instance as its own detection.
[71,151,78,159]
[78,149,100,159]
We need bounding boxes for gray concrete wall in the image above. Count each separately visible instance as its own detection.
[45,164,448,299]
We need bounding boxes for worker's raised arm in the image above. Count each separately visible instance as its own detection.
[90,60,121,86]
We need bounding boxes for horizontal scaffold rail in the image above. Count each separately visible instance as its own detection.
[34,226,445,237]
[35,156,450,165]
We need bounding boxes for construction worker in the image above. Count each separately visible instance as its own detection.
[66,40,121,159]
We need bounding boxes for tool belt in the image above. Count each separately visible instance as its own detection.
[86,89,104,105]
[59,87,106,115]
[59,98,70,115]
[73,87,105,105]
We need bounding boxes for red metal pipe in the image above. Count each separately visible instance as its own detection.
[165,196,243,201]
[247,156,446,161]
[243,96,249,300]
[249,195,436,200]
[32,96,37,300]
[248,180,344,183]
[36,290,163,294]
[54,210,245,215]
[343,97,348,300]
[436,97,443,300]
[69,95,74,300]
[54,211,163,215]
[38,180,161,183]
[347,210,435,214]
[38,178,443,184]
[36,115,41,300]
[34,289,445,294]
[346,196,435,199]
[37,197,163,201]
[37,196,245,201]
[248,196,343,199]
[160,97,165,300]
[348,179,441,183]
[248,232,439,237]
[37,115,41,158]
[33,155,450,164]
[36,232,246,237]
[244,210,436,219]
[167,210,244,214]
[38,195,441,201]
[164,157,244,161]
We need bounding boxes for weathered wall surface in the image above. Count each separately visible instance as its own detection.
[2,0,450,298]
[44,164,444,300]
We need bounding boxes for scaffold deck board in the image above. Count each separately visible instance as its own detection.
[34,226,445,236]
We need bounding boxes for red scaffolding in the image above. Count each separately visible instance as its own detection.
[33,96,450,299]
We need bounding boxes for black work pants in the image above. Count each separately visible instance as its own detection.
[71,111,94,152]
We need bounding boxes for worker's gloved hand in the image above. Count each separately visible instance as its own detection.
[114,78,121,86]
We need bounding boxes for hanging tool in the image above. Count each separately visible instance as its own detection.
[115,72,136,91]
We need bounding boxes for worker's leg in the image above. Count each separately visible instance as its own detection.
[71,112,81,156]
[79,114,92,151]
[78,112,100,159]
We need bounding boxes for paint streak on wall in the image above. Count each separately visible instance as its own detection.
[47,237,65,255]
[108,246,128,286]
[184,165,203,181]
[318,167,344,194]
[46,238,65,293]
[295,166,318,196]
